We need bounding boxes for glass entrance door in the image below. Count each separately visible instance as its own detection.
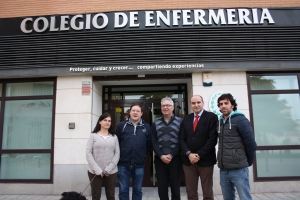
[103,84,187,186]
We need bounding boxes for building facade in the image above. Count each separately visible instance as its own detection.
[0,0,300,195]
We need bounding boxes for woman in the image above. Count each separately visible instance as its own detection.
[86,113,120,200]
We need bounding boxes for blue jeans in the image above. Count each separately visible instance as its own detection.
[220,167,252,200]
[118,166,144,200]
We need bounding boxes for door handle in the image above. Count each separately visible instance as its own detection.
[151,103,155,186]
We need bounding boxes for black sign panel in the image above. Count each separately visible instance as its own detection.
[1,8,300,36]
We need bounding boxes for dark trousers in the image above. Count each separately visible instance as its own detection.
[183,164,214,200]
[88,170,118,200]
[155,155,183,200]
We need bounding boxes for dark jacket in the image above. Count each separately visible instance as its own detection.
[217,110,257,169]
[180,110,218,167]
[116,118,151,168]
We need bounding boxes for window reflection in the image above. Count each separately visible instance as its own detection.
[2,100,53,149]
[112,93,122,100]
[0,153,51,179]
[0,79,55,181]
[114,106,130,131]
[252,94,300,146]
[250,75,299,90]
[256,150,300,177]
[124,93,178,100]
[6,82,54,96]
[111,86,178,92]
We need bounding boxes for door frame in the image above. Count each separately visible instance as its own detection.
[102,84,188,186]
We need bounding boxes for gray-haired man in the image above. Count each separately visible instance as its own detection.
[151,97,183,200]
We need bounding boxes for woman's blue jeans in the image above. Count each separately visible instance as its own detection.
[118,166,144,200]
[220,167,252,200]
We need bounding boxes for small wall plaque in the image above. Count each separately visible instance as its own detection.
[69,122,75,129]
[82,81,91,95]
[203,73,213,86]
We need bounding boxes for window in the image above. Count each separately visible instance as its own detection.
[247,73,300,181]
[0,78,56,182]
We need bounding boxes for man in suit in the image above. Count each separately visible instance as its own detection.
[179,95,218,200]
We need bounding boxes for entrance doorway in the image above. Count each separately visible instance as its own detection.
[103,84,187,186]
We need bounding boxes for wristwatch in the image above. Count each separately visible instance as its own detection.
[186,151,191,157]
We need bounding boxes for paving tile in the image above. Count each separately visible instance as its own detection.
[282,193,300,200]
[180,196,188,200]
[252,194,272,200]
[1,192,300,200]
[0,196,9,200]
[263,193,285,200]
[214,194,224,200]
[252,194,262,200]
[292,193,300,197]
[274,193,295,199]
[146,197,158,200]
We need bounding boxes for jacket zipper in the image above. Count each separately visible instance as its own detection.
[221,123,224,169]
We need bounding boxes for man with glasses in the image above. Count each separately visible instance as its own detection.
[151,97,183,200]
[179,95,218,200]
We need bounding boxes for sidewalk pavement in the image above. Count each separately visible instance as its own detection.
[1,193,300,200]
[0,187,299,200]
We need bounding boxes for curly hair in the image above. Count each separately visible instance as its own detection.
[217,93,237,111]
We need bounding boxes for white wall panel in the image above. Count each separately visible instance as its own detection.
[54,138,88,164]
[55,113,91,139]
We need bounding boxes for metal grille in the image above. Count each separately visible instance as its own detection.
[0,26,300,70]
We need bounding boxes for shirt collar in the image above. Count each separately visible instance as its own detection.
[129,117,142,125]
[194,109,204,117]
[99,134,111,139]
[162,114,174,121]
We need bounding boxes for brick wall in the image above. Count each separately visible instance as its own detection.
[1,0,300,18]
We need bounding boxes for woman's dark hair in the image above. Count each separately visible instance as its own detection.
[217,93,238,111]
[92,112,114,135]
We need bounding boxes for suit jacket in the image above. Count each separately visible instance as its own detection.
[179,110,218,167]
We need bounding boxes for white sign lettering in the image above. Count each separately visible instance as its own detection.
[20,8,275,34]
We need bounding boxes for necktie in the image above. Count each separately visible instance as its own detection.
[193,115,199,132]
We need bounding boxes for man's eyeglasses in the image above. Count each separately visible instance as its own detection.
[161,104,173,108]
